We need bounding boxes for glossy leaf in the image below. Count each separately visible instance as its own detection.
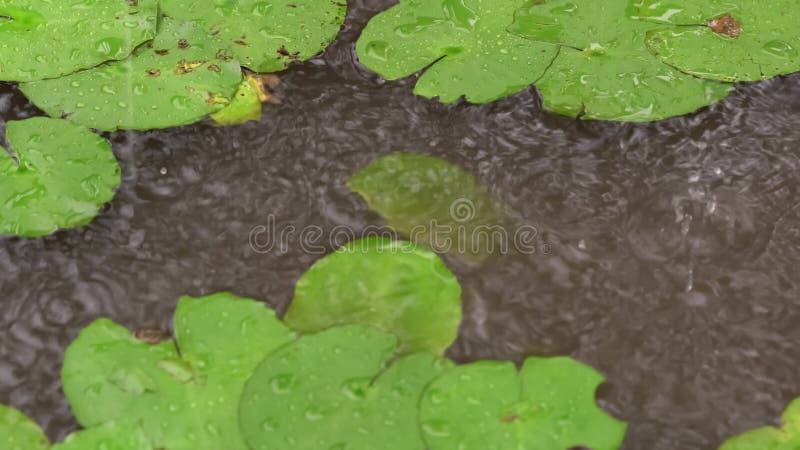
[419,357,628,450]
[240,325,453,450]
[1,405,49,450]
[0,0,158,81]
[509,0,732,121]
[1,405,152,450]
[719,399,800,450]
[159,0,348,73]
[61,293,295,450]
[0,118,120,237]
[284,237,462,354]
[20,18,242,131]
[355,0,559,103]
[348,153,509,259]
[210,75,265,126]
[639,0,800,82]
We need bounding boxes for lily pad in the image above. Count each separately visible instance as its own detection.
[1,405,49,450]
[1,405,152,450]
[61,293,295,450]
[355,0,559,103]
[348,153,509,259]
[719,398,800,450]
[0,118,120,237]
[284,237,462,355]
[419,357,628,450]
[159,0,348,73]
[0,0,158,81]
[210,75,266,125]
[240,325,453,450]
[508,0,732,121]
[639,0,800,82]
[20,18,242,131]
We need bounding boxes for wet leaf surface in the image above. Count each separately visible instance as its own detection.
[284,237,462,354]
[355,0,559,103]
[61,293,295,450]
[0,118,120,237]
[419,357,627,450]
[210,75,266,126]
[508,0,732,121]
[20,18,242,131]
[1,405,152,450]
[0,0,158,81]
[1,405,49,450]
[240,325,452,450]
[159,0,347,73]
[348,153,509,259]
[639,0,800,82]
[719,398,800,449]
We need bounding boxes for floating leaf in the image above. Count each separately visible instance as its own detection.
[0,118,120,237]
[61,293,295,450]
[355,0,559,103]
[348,153,509,259]
[719,398,800,450]
[284,237,462,355]
[0,0,158,81]
[240,325,453,450]
[159,0,348,73]
[508,0,732,121]
[419,357,627,450]
[1,405,152,450]
[1,405,49,450]
[20,18,242,131]
[639,0,800,82]
[210,75,267,125]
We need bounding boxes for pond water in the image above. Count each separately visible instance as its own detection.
[2,1,800,448]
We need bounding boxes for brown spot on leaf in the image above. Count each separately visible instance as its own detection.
[146,68,161,77]
[287,3,297,7]
[127,0,139,6]
[133,328,171,344]
[708,13,742,38]
[175,59,206,75]
[234,40,248,46]
[500,413,520,424]
[208,64,221,72]
[277,45,300,60]
[155,49,169,56]
[178,38,190,49]
[215,49,233,62]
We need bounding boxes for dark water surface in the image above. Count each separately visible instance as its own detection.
[3,2,800,448]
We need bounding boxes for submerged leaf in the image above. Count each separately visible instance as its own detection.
[1,405,152,450]
[419,357,627,450]
[719,398,800,450]
[284,237,462,355]
[348,153,509,259]
[159,0,348,73]
[20,18,242,131]
[0,405,49,450]
[355,0,558,103]
[508,0,732,121]
[240,325,452,450]
[0,0,158,81]
[639,0,800,82]
[61,293,295,450]
[0,118,120,237]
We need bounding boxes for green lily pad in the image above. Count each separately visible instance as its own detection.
[1,405,49,450]
[61,293,295,450]
[639,0,800,82]
[355,0,559,103]
[419,357,628,450]
[1,405,152,450]
[159,0,348,73]
[20,18,242,131]
[240,325,453,450]
[719,398,800,450]
[284,237,462,355]
[0,118,120,237]
[348,153,509,259]
[210,75,264,125]
[0,0,158,81]
[508,0,732,121]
